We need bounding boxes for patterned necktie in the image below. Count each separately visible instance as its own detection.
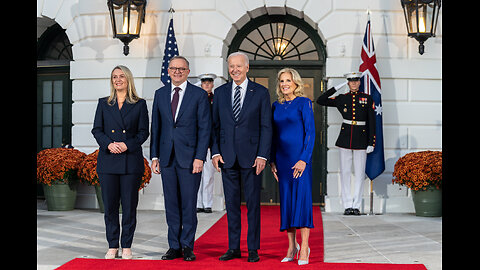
[171,87,180,121]
[232,85,241,121]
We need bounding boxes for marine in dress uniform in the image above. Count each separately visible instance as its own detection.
[316,72,376,215]
[196,73,217,214]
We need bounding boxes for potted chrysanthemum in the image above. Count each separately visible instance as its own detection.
[77,149,152,213]
[37,148,86,211]
[392,150,442,217]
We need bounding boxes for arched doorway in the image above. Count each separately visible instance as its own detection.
[228,14,327,206]
[37,21,73,152]
[37,19,74,197]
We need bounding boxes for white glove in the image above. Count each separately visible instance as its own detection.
[333,81,348,91]
[366,146,374,154]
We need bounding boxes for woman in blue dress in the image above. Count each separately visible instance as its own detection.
[270,68,315,265]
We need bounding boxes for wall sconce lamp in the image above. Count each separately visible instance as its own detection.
[107,0,147,56]
[400,0,441,55]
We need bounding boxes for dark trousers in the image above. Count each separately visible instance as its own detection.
[161,152,201,250]
[221,159,262,250]
[99,173,142,248]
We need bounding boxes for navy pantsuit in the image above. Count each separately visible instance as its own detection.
[98,173,142,248]
[211,79,272,250]
[150,82,211,250]
[92,97,149,248]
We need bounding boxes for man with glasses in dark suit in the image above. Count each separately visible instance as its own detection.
[150,56,211,261]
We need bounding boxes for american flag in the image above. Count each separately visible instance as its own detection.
[160,18,179,86]
[359,17,385,180]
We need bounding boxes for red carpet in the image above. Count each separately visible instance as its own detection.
[56,206,427,270]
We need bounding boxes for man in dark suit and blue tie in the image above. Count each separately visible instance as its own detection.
[211,52,272,263]
[150,56,211,261]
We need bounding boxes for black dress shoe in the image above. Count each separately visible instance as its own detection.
[183,247,196,261]
[247,249,260,262]
[352,208,361,216]
[219,249,241,261]
[161,248,182,260]
[197,208,204,213]
[204,207,212,213]
[343,208,354,215]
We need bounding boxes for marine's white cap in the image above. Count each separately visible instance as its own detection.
[344,71,362,81]
[198,73,217,81]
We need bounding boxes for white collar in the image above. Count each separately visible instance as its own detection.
[232,78,248,91]
[171,80,188,92]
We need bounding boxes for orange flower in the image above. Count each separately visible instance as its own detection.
[77,150,100,186]
[392,151,442,191]
[37,148,86,186]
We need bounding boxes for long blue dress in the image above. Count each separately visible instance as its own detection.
[271,96,315,231]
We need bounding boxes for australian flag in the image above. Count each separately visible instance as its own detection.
[160,18,179,86]
[359,18,385,180]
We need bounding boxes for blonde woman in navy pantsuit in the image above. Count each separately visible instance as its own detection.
[92,65,149,260]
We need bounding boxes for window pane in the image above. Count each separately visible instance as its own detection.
[300,51,319,60]
[53,104,63,125]
[53,127,63,148]
[297,39,316,54]
[258,24,272,40]
[290,29,308,46]
[53,80,63,102]
[42,127,52,148]
[43,81,52,102]
[303,78,314,100]
[246,30,263,46]
[43,104,52,125]
[240,39,259,55]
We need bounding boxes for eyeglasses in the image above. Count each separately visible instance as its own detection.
[168,67,189,72]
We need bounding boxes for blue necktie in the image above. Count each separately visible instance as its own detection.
[232,86,241,121]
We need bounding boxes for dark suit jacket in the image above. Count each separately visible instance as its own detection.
[150,82,211,169]
[92,97,150,174]
[211,79,272,168]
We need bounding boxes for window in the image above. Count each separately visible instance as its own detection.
[239,22,318,60]
[230,14,326,62]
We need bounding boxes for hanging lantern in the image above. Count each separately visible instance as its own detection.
[107,0,147,56]
[400,0,441,55]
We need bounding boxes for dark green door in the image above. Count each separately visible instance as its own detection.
[37,66,73,152]
[248,66,327,205]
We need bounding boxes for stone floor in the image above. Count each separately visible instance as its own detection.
[322,213,441,269]
[37,200,441,269]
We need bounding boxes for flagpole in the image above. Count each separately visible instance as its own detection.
[368,180,374,215]
[366,8,374,216]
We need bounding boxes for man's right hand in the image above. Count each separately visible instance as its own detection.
[212,155,224,172]
[151,159,161,174]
